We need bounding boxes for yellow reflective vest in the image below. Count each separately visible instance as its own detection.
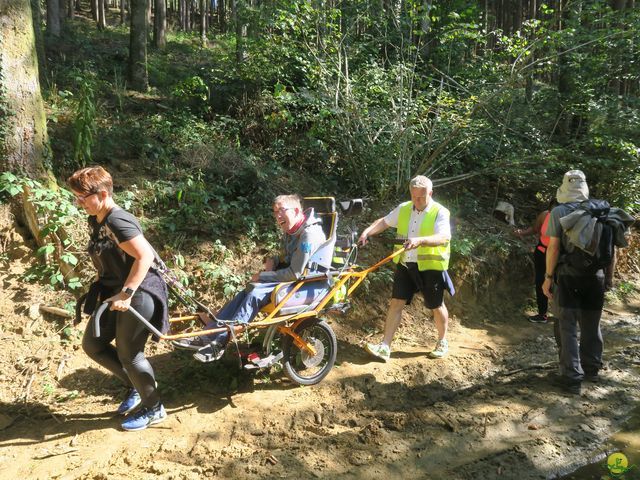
[393,201,450,271]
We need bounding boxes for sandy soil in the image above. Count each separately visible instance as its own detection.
[1,213,639,480]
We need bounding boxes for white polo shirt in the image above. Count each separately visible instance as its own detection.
[384,201,451,263]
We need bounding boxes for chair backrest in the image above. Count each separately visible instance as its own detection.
[303,197,337,269]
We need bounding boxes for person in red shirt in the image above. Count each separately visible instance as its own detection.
[514,200,557,323]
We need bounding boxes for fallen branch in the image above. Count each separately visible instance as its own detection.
[40,305,73,319]
[34,448,78,460]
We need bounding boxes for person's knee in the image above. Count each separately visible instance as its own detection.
[432,304,448,319]
[82,331,103,358]
[117,348,145,369]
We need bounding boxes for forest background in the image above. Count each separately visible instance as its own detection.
[0,0,639,307]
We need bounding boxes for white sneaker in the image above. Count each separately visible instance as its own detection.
[365,342,391,362]
[428,339,448,359]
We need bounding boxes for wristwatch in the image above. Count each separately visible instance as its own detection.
[544,273,553,280]
[121,286,136,298]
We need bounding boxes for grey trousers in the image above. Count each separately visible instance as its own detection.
[552,274,605,382]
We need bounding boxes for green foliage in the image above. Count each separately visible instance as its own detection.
[0,173,87,290]
[198,260,245,297]
[37,1,640,293]
[172,76,210,116]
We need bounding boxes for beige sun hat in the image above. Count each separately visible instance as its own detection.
[556,170,589,203]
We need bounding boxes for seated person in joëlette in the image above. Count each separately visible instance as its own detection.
[172,194,329,362]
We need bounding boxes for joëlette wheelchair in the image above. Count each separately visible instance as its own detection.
[93,197,405,386]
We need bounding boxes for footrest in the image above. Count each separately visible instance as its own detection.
[243,351,284,370]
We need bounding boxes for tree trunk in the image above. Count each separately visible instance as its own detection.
[90,0,98,21]
[67,0,74,18]
[1,0,50,177]
[199,0,206,44]
[232,0,246,63]
[153,0,166,48]
[146,0,152,41]
[128,0,148,91]
[178,0,188,32]
[97,0,106,29]
[31,0,48,86]
[46,0,61,37]
[120,0,126,24]
[217,0,225,33]
[525,0,537,103]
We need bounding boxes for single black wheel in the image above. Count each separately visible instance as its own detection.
[282,317,337,386]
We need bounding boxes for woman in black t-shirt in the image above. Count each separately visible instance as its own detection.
[68,166,169,432]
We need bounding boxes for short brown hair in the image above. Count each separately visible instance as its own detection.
[67,166,114,196]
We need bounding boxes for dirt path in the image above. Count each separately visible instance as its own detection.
[1,229,639,479]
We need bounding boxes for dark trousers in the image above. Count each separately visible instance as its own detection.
[83,291,160,408]
[553,274,605,382]
[533,248,548,316]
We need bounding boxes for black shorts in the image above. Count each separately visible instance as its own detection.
[391,263,446,309]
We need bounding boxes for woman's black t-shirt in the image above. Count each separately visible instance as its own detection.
[88,208,146,287]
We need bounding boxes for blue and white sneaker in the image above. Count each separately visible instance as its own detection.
[117,388,142,416]
[121,403,167,431]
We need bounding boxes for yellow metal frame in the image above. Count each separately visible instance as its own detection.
[158,248,406,354]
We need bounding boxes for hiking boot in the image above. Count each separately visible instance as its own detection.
[584,371,600,383]
[365,342,391,362]
[428,339,449,359]
[171,336,209,351]
[117,388,141,416]
[528,314,548,324]
[547,373,581,395]
[193,342,225,363]
[121,403,167,431]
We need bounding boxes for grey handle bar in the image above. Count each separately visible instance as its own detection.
[93,301,163,338]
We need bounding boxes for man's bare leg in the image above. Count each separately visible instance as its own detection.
[433,303,448,341]
[382,298,406,346]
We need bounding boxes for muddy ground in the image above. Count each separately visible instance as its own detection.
[1,212,640,480]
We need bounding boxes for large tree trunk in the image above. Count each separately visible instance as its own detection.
[0,0,50,177]
[128,0,149,91]
[153,0,166,48]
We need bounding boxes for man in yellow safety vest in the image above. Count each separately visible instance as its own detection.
[358,175,454,362]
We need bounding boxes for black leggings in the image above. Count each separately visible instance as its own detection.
[83,291,160,408]
[533,248,548,316]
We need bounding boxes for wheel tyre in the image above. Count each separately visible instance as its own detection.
[282,317,337,386]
